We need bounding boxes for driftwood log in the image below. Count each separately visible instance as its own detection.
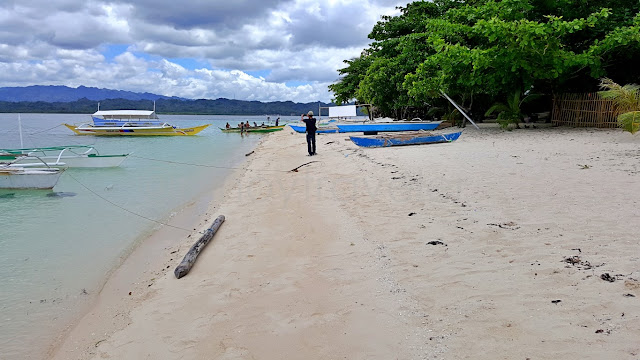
[174,215,225,279]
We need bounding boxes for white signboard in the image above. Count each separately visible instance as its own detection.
[328,105,357,118]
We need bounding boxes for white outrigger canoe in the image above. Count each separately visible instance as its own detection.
[0,164,64,189]
[64,123,210,136]
[1,145,129,168]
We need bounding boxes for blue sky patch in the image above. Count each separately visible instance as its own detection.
[101,44,130,62]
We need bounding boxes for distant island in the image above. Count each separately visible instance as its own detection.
[0,85,332,116]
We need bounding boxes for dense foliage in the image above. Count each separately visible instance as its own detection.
[0,98,331,116]
[329,0,640,119]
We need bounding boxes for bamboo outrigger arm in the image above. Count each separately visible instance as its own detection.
[441,92,480,130]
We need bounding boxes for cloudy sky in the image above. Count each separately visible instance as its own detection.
[0,0,407,102]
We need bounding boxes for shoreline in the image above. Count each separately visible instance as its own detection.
[51,125,640,359]
[47,136,267,359]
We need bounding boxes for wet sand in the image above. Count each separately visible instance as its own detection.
[50,125,640,359]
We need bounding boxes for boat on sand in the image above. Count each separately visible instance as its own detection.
[349,130,462,148]
[337,121,442,133]
[288,124,339,134]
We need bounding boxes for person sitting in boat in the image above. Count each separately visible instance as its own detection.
[225,122,231,129]
[245,121,251,128]
[261,122,265,126]
[254,122,258,127]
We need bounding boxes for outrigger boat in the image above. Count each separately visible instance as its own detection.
[0,157,64,189]
[336,121,442,133]
[288,124,339,134]
[91,110,163,127]
[0,166,64,189]
[1,145,129,168]
[64,123,210,136]
[349,130,462,148]
[220,125,285,133]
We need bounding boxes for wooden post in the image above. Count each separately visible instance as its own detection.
[174,215,225,279]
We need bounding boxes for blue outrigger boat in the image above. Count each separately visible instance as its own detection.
[288,124,339,134]
[336,121,442,133]
[349,131,462,148]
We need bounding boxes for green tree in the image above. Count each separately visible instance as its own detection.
[330,0,640,119]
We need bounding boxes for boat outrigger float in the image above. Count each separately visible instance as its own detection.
[64,123,210,136]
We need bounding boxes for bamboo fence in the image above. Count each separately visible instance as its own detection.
[551,93,620,128]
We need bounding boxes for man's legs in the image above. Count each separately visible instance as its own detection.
[306,133,313,155]
[310,133,316,155]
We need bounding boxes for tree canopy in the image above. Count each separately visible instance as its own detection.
[329,0,640,118]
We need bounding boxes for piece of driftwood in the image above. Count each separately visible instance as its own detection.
[245,151,254,156]
[290,161,319,172]
[174,215,225,279]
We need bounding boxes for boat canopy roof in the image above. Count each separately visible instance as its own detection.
[328,105,357,118]
[93,110,159,119]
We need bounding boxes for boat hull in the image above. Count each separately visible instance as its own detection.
[0,168,63,189]
[288,125,339,134]
[349,131,462,148]
[64,123,209,136]
[337,122,442,133]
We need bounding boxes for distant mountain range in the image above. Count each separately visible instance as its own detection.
[0,85,332,115]
[0,85,180,102]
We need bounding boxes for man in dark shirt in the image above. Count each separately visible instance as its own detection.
[301,111,317,156]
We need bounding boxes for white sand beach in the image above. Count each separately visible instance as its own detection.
[50,125,640,360]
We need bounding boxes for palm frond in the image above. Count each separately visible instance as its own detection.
[598,78,640,113]
[618,111,640,134]
[485,103,509,116]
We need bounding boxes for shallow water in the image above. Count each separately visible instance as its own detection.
[0,113,295,359]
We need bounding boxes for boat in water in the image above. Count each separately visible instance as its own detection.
[0,158,64,189]
[1,145,129,168]
[91,110,164,127]
[64,122,210,136]
[220,125,285,133]
[349,130,462,148]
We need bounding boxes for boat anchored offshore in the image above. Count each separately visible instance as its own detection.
[220,125,285,133]
[0,157,65,189]
[91,110,164,127]
[1,145,129,168]
[64,122,210,136]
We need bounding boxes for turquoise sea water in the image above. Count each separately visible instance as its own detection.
[0,113,294,359]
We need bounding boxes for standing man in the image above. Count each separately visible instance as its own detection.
[302,111,317,156]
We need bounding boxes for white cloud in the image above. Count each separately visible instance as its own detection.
[0,0,406,102]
